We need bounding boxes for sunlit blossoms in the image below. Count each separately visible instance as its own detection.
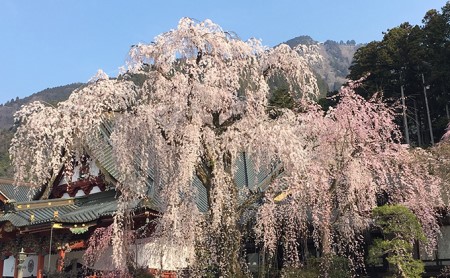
[10,18,445,276]
[255,83,443,271]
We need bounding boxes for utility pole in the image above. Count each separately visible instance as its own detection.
[422,73,434,145]
[446,103,449,120]
[400,85,410,145]
[48,223,54,274]
[413,99,422,146]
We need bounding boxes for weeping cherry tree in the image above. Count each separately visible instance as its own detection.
[10,18,444,276]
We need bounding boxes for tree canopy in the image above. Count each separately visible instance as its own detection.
[368,205,426,277]
[348,2,450,146]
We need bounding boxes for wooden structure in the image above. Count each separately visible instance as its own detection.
[0,163,158,277]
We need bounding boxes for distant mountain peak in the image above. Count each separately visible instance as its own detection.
[284,35,318,47]
[283,35,360,93]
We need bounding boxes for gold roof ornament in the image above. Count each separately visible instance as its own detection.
[52,223,63,229]
[69,227,89,234]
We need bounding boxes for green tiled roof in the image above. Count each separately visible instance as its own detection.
[0,144,280,231]
[0,117,281,232]
[19,204,78,225]
[89,118,280,213]
[60,190,141,224]
[0,213,29,227]
[0,180,35,202]
[0,190,142,228]
[86,117,282,216]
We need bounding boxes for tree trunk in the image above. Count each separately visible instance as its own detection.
[205,179,246,277]
[320,212,333,277]
[413,100,422,146]
[195,152,247,277]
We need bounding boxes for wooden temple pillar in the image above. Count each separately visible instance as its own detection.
[57,249,65,272]
[13,257,18,278]
[37,254,45,278]
[0,256,4,278]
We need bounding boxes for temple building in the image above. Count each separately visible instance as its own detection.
[0,158,162,277]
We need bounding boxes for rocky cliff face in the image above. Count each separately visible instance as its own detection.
[284,36,360,92]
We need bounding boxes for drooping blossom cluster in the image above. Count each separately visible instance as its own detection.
[254,81,444,270]
[294,44,324,69]
[9,18,445,276]
[84,225,114,267]
[443,123,450,141]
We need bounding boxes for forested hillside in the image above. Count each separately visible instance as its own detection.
[0,83,83,177]
[0,83,83,129]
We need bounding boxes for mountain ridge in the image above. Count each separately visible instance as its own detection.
[0,83,83,130]
[0,83,84,177]
[283,35,361,92]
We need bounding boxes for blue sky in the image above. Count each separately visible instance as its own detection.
[0,0,448,104]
